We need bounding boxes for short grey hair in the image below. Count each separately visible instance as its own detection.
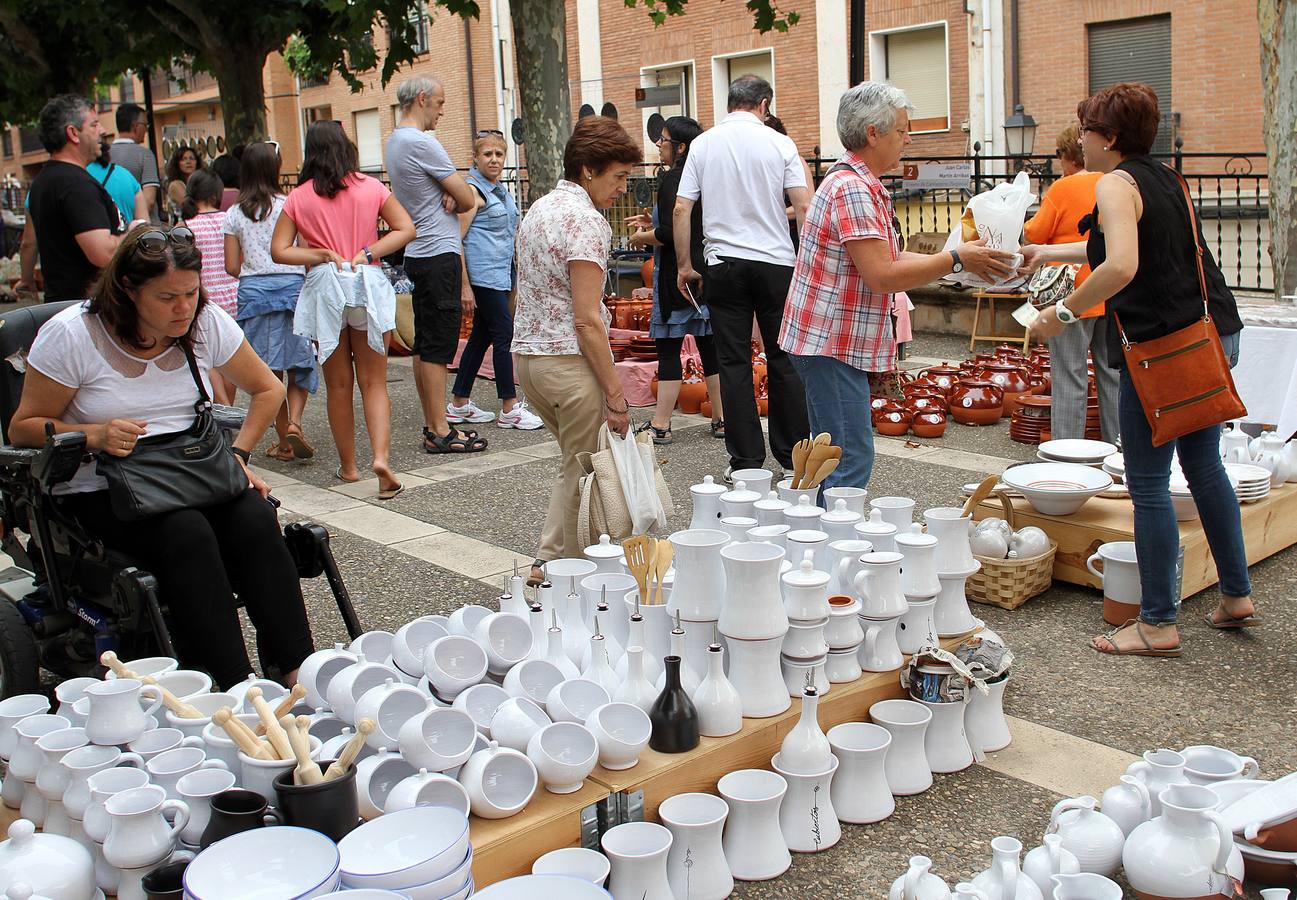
[836,81,913,151]
[728,74,774,112]
[38,94,94,153]
[396,76,443,110]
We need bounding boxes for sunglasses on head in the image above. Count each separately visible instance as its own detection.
[134,227,195,255]
[476,129,504,138]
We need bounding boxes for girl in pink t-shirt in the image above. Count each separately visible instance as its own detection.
[271,121,415,498]
[182,169,240,403]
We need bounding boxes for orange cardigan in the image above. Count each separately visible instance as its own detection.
[1024,171,1103,316]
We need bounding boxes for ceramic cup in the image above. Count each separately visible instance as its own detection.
[823,486,868,516]
[584,702,652,771]
[164,692,239,741]
[141,858,191,900]
[273,760,361,841]
[129,727,205,763]
[869,496,916,531]
[175,767,237,847]
[199,788,281,849]
[82,679,163,747]
[201,712,261,772]
[153,670,213,701]
[381,768,471,817]
[147,746,228,801]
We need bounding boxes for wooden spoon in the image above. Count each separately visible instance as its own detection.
[799,443,836,490]
[960,474,1003,518]
[323,719,374,781]
[813,432,833,446]
[255,685,305,737]
[806,456,840,489]
[652,540,674,605]
[790,439,811,490]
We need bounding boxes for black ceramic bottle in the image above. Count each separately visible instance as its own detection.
[649,655,700,753]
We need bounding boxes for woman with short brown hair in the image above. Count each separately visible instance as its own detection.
[511,116,641,583]
[1026,82,1252,657]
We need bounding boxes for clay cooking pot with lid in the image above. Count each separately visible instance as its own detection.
[949,379,1003,426]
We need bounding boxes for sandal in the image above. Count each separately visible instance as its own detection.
[423,428,488,454]
[377,483,404,501]
[335,466,362,484]
[711,420,726,439]
[1092,619,1182,658]
[1204,610,1263,630]
[636,421,673,445]
[284,423,315,460]
[265,441,295,462]
[527,558,546,587]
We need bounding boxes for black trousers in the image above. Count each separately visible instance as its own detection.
[703,256,808,471]
[63,488,315,689]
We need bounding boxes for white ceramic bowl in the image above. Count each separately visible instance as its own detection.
[503,658,566,706]
[397,707,478,772]
[164,691,238,735]
[296,644,360,710]
[153,669,212,700]
[1001,463,1113,516]
[583,702,651,771]
[382,769,471,817]
[184,825,340,899]
[375,846,473,899]
[329,891,413,899]
[447,604,494,638]
[527,722,599,794]
[475,874,612,899]
[349,630,396,664]
[422,636,488,700]
[545,679,610,725]
[489,697,551,752]
[474,612,534,674]
[532,847,611,884]
[328,662,404,725]
[458,742,538,819]
[353,679,430,750]
[337,806,470,889]
[103,656,177,680]
[392,618,450,677]
[452,683,511,735]
[354,749,418,821]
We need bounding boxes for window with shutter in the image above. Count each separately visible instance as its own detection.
[1087,15,1174,153]
[354,109,383,172]
[883,26,949,133]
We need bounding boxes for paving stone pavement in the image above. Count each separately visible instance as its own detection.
[245,333,1292,898]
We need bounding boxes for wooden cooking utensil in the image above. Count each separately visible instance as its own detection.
[623,534,653,600]
[652,539,673,605]
[790,439,811,489]
[283,714,322,785]
[255,685,305,736]
[224,707,275,760]
[814,432,833,446]
[247,688,293,760]
[99,651,139,680]
[960,474,1003,519]
[140,676,203,719]
[214,708,273,760]
[323,719,374,781]
[806,456,840,489]
[798,443,836,490]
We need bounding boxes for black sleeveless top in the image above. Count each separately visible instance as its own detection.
[1083,155,1241,367]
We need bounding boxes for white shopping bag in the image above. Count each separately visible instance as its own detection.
[606,425,667,534]
[941,171,1037,288]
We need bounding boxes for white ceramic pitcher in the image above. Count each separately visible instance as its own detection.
[853,552,909,619]
[83,679,164,747]
[102,784,189,871]
[1122,782,1245,899]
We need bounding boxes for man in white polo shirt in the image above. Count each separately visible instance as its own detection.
[674,75,810,479]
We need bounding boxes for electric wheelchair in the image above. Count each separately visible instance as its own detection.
[0,301,363,698]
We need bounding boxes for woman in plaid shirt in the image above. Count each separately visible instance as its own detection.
[779,82,1013,490]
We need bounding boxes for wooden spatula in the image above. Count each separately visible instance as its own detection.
[623,534,653,600]
[806,456,840,489]
[798,443,836,490]
[813,432,833,446]
[961,474,1003,518]
[652,539,673,604]
[791,439,811,490]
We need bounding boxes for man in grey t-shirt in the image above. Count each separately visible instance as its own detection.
[384,76,480,453]
[109,103,161,222]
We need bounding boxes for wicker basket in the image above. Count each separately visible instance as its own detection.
[964,490,1057,610]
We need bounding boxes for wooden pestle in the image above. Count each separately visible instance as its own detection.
[99,651,139,680]
[214,708,274,760]
[217,706,274,760]
[283,715,322,785]
[255,685,306,736]
[247,688,294,760]
[322,718,374,781]
[140,676,203,719]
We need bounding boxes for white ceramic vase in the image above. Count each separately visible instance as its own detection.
[725,636,790,718]
[1046,796,1125,878]
[920,697,973,774]
[688,476,726,531]
[717,768,791,881]
[1122,783,1245,899]
[870,699,933,795]
[895,530,941,598]
[691,644,742,737]
[897,597,938,656]
[827,722,894,824]
[772,753,839,853]
[965,675,1011,753]
[719,541,788,640]
[613,647,659,712]
[667,529,729,622]
[924,506,977,572]
[580,636,622,698]
[889,856,952,900]
[1099,773,1152,836]
[602,821,674,900]
[616,611,664,684]
[971,835,1043,900]
[658,792,732,900]
[1021,833,1079,899]
[853,552,910,619]
[933,564,981,636]
[858,614,904,672]
[654,624,701,697]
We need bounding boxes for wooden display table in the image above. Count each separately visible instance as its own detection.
[972,483,1297,599]
[969,290,1030,351]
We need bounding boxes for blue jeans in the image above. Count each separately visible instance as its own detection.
[788,354,873,490]
[451,286,517,400]
[1119,330,1250,624]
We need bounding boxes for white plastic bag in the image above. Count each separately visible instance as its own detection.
[606,425,667,534]
[941,171,1037,288]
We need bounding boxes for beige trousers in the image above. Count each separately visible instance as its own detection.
[516,353,604,562]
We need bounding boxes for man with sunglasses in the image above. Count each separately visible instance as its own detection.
[26,94,135,303]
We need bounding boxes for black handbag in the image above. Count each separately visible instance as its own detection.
[96,343,249,522]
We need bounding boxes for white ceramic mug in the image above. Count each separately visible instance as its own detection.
[1086,541,1141,606]
[82,679,164,747]
[129,727,205,762]
[146,746,228,800]
[176,766,238,846]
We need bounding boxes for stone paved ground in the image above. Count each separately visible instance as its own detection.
[248,330,1291,898]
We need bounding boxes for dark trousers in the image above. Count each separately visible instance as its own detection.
[63,488,315,688]
[704,256,808,471]
[451,285,517,400]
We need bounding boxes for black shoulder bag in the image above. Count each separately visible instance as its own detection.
[96,343,250,521]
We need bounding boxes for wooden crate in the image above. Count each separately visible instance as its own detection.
[971,483,1297,599]
[470,780,607,887]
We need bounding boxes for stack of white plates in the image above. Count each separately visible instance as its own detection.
[1102,452,1125,482]
[1038,439,1118,467]
[1224,463,1271,504]
[1168,476,1199,521]
[337,807,474,898]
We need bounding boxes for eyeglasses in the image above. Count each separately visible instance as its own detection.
[476,129,504,137]
[133,227,195,255]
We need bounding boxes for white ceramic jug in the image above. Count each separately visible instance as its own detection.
[102,784,189,871]
[920,697,973,774]
[954,885,990,900]
[658,792,732,900]
[175,767,237,847]
[965,675,1012,754]
[1125,747,1188,815]
[32,727,90,836]
[853,552,910,619]
[827,539,873,596]
[819,499,863,543]
[858,613,904,672]
[1021,834,1079,898]
[772,753,839,853]
[691,642,742,737]
[602,821,673,900]
[718,541,788,640]
[688,476,726,530]
[60,744,144,826]
[1283,439,1297,483]
[971,836,1043,900]
[897,597,938,656]
[1220,427,1251,464]
[1122,783,1245,899]
[725,636,791,718]
[1256,432,1288,486]
[827,722,894,824]
[933,564,981,636]
[1180,744,1260,785]
[888,856,952,900]
[785,529,829,574]
[667,529,729,622]
[896,530,942,598]
[924,506,978,572]
[1099,773,1152,836]
[717,768,791,881]
[869,699,933,795]
[1049,873,1122,900]
[1046,795,1125,877]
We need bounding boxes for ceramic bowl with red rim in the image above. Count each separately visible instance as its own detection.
[1001,462,1113,516]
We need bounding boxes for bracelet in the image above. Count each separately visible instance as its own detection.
[231,447,251,463]
[605,398,629,414]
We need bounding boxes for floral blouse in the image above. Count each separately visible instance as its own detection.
[510,180,612,356]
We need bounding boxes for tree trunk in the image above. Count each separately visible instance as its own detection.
[211,49,271,148]
[1260,0,1297,297]
[511,0,571,202]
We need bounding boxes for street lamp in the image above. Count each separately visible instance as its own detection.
[1003,104,1038,158]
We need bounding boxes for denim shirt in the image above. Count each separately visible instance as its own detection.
[463,166,519,291]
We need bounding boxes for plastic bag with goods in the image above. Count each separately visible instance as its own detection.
[941,172,1036,288]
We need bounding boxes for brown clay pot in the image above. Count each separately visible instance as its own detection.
[910,411,948,439]
[641,258,654,290]
[905,392,949,414]
[921,364,963,396]
[982,363,1032,418]
[700,399,713,419]
[677,381,707,415]
[949,379,1004,426]
[873,408,912,437]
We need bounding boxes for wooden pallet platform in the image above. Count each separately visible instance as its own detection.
[972,482,1297,599]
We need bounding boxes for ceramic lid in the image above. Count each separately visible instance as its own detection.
[855,510,898,536]
[720,481,761,504]
[0,820,94,900]
[781,555,830,588]
[690,475,727,497]
[753,490,790,512]
[583,534,623,560]
[785,496,825,519]
[821,499,862,525]
[895,530,938,549]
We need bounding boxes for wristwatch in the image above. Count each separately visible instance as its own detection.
[362,246,375,264]
[949,250,964,274]
[231,447,251,463]
[1055,301,1078,325]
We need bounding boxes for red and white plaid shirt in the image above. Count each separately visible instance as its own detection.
[778,152,898,372]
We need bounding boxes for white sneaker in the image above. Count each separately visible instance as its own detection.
[497,400,543,430]
[446,400,496,424]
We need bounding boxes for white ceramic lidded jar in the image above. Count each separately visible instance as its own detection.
[719,480,761,520]
[855,509,899,554]
[688,476,727,531]
[583,534,625,575]
[1122,783,1245,899]
[782,553,831,622]
[819,499,863,543]
[0,818,96,900]
[783,495,825,531]
[753,490,791,527]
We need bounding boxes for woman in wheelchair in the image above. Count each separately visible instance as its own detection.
[8,224,316,689]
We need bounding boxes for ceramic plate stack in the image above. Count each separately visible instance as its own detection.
[609,337,631,362]
[1102,452,1124,482]
[1168,475,1199,521]
[1009,395,1052,445]
[1225,463,1271,504]
[625,336,657,361]
[336,807,475,899]
[1037,439,1117,467]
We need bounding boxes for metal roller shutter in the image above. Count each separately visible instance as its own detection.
[885,27,949,132]
[1087,15,1174,153]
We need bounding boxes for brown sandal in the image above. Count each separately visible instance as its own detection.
[265,441,295,462]
[1092,619,1182,658]
[284,424,315,460]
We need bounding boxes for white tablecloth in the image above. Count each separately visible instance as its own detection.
[1235,324,1297,438]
